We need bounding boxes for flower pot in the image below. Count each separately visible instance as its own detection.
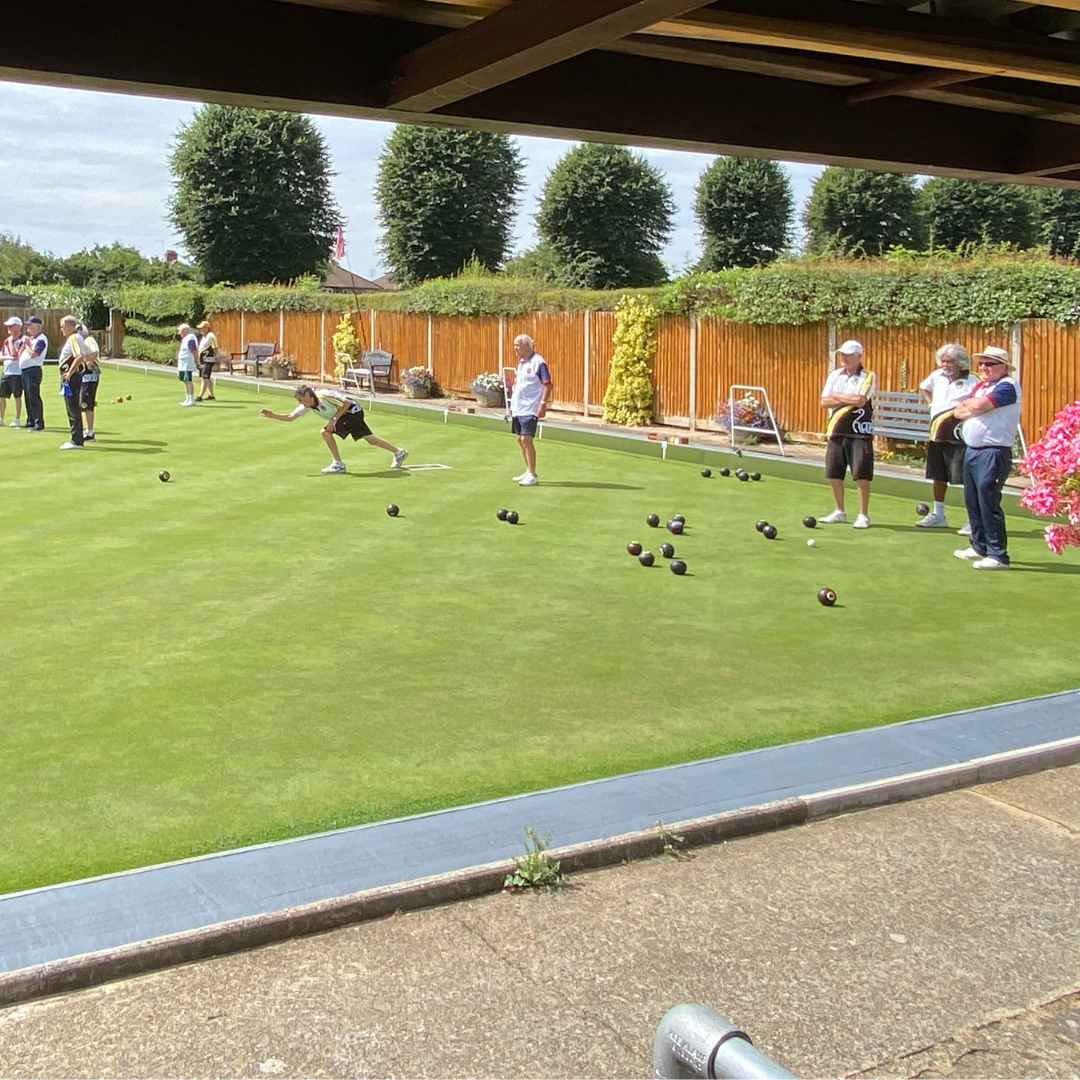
[405,385,430,399]
[475,390,503,409]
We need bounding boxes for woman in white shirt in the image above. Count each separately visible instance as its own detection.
[195,320,218,402]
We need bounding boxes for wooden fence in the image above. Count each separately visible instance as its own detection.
[0,307,73,358]
[177,308,1078,441]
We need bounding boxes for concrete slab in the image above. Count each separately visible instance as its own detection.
[2,767,1079,1080]
[976,767,1080,833]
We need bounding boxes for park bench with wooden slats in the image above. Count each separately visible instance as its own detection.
[227,341,277,378]
[873,390,930,441]
[341,349,395,394]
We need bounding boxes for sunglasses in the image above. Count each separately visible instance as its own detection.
[977,359,1006,368]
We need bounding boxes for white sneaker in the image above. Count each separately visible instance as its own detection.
[953,547,981,561]
[392,448,409,469]
[853,514,870,529]
[518,472,539,486]
[180,400,195,407]
[957,522,972,537]
[819,509,847,524]
[512,472,528,482]
[916,512,947,529]
[973,556,1010,570]
[9,420,19,428]
[59,441,83,450]
[321,460,346,474]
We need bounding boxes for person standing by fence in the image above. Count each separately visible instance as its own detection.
[19,315,46,431]
[509,334,551,487]
[819,340,875,529]
[57,315,92,449]
[176,323,198,406]
[0,316,25,428]
[195,320,218,401]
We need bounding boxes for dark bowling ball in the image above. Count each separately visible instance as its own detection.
[701,468,712,478]
[803,515,817,529]
[719,467,731,477]
[158,470,170,482]
[386,504,400,517]
[667,519,684,535]
[750,471,762,481]
[497,508,509,521]
[817,587,837,607]
[506,510,519,524]
[647,513,660,527]
[763,524,778,540]
[627,541,643,556]
[672,514,685,525]
[755,520,769,533]
[669,559,687,575]
[659,542,675,558]
[736,470,749,482]
[638,551,655,567]
[916,502,930,516]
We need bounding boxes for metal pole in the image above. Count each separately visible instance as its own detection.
[653,1005,796,1080]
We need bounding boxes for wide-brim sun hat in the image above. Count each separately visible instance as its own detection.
[973,345,1014,370]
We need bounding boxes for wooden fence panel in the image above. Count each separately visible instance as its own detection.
[504,313,586,411]
[208,311,242,360]
[1022,319,1080,441]
[241,312,281,352]
[588,311,616,414]
[432,315,501,395]
[283,312,323,378]
[654,316,690,422]
[369,311,429,379]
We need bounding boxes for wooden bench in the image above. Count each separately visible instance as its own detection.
[873,390,930,441]
[227,341,277,378]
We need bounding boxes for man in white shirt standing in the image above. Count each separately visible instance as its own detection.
[509,334,552,487]
[176,323,198,406]
[819,340,876,529]
[0,316,25,428]
[19,315,47,431]
[917,343,979,530]
[56,314,93,449]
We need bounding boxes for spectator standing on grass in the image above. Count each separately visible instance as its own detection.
[917,344,979,532]
[952,346,1021,571]
[0,316,25,428]
[509,334,551,487]
[176,323,198,406]
[819,339,875,529]
[77,324,101,442]
[56,315,92,449]
[18,315,46,431]
[260,385,408,474]
[195,320,218,401]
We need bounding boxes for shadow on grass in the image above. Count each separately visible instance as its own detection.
[542,481,643,490]
[93,446,167,455]
[1011,561,1080,574]
[98,438,167,446]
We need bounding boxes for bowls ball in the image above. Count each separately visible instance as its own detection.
[497,508,509,521]
[719,467,730,477]
[750,472,762,482]
[158,470,170,483]
[125,395,132,401]
[916,502,930,516]
[627,541,643,556]
[755,519,769,533]
[672,514,685,525]
[386,503,400,517]
[669,559,687,575]
[638,551,655,567]
[803,515,817,529]
[736,470,750,482]
[667,519,684,535]
[762,524,778,540]
[506,510,519,525]
[647,513,660,528]
[116,397,124,404]
[659,542,675,558]
[701,468,712,478]
[817,587,837,607]
[807,538,817,548]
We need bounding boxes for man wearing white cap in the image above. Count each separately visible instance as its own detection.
[951,345,1021,570]
[0,316,25,427]
[819,339,876,529]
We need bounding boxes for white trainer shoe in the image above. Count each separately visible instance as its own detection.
[180,400,195,407]
[973,556,1010,570]
[392,448,409,469]
[819,509,848,524]
[9,420,19,428]
[957,522,972,536]
[512,472,528,482]
[518,472,539,486]
[953,546,981,561]
[59,441,83,450]
[321,460,346,474]
[916,512,948,528]
[853,514,870,529]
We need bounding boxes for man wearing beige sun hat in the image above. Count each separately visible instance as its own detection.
[952,345,1021,571]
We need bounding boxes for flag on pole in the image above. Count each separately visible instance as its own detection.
[333,226,346,260]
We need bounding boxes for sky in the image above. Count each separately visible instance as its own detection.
[0,79,827,280]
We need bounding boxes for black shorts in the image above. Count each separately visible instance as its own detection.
[926,441,965,485]
[825,436,874,481]
[331,408,372,440]
[511,415,538,437]
[0,374,23,399]
[197,358,215,379]
[80,376,99,411]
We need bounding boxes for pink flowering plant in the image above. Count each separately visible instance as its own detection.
[1018,401,1080,554]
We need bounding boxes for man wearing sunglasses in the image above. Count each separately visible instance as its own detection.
[952,346,1021,570]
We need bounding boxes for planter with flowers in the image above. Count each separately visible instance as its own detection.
[471,371,506,409]
[266,353,296,380]
[400,366,438,399]
[1019,401,1080,553]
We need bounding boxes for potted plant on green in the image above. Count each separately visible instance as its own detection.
[266,353,296,380]
[400,366,438,399]
[471,371,505,409]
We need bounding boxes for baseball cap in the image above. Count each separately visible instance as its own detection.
[835,339,863,356]
[973,345,1013,369]
[4,316,23,327]
[25,315,42,325]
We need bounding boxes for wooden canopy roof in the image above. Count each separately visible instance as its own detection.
[9,0,1080,183]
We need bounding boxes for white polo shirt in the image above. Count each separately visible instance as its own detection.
[289,389,360,421]
[177,333,198,372]
[510,353,551,418]
[823,364,876,438]
[961,376,1021,448]
[1,334,24,376]
[19,333,47,369]
[921,369,979,442]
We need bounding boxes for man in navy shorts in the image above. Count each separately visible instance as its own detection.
[508,334,552,487]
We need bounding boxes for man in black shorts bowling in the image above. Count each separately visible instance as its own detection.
[819,340,876,530]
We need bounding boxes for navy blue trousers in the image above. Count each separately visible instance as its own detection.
[963,445,1012,562]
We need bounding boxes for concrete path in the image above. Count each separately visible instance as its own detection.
[1,763,1078,1079]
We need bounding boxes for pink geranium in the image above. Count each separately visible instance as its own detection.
[1018,401,1080,553]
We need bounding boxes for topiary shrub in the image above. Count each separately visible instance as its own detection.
[603,294,657,425]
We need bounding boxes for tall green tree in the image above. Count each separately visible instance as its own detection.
[803,168,922,256]
[920,178,1040,250]
[536,143,674,289]
[169,105,340,285]
[375,125,523,286]
[694,157,793,269]
[1033,188,1080,257]
[0,234,57,285]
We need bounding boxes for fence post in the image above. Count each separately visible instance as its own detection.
[320,310,326,382]
[498,315,504,372]
[427,314,433,370]
[240,311,246,351]
[279,308,284,354]
[371,309,376,351]
[689,313,697,433]
[583,309,591,416]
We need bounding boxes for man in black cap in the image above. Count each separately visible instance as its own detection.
[19,315,47,431]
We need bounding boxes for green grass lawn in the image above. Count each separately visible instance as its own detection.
[2,368,1077,893]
